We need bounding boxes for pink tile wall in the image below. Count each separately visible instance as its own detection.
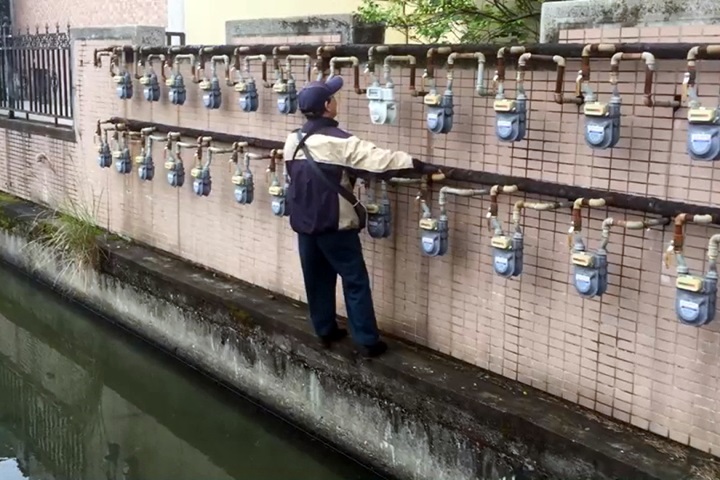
[13,0,167,29]
[3,24,720,458]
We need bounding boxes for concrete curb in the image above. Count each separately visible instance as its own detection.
[0,195,717,480]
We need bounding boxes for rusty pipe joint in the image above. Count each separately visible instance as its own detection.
[493,46,526,95]
[578,43,618,99]
[329,56,365,94]
[413,46,453,96]
[683,45,720,104]
[242,54,270,87]
[668,213,714,272]
[571,197,607,233]
[286,54,313,83]
[609,51,657,107]
[706,234,720,270]
[314,46,336,80]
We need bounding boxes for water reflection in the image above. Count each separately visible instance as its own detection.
[0,265,382,480]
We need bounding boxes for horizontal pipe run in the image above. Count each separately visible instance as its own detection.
[108,117,720,225]
[96,43,716,68]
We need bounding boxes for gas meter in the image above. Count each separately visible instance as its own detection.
[269,173,289,217]
[236,78,259,113]
[140,72,160,102]
[274,77,298,115]
[367,79,398,126]
[364,180,392,239]
[191,161,212,196]
[570,237,608,298]
[113,148,132,175]
[425,85,454,135]
[232,153,255,205]
[165,153,185,188]
[491,232,523,278]
[113,71,133,100]
[493,95,526,143]
[97,140,112,169]
[686,107,720,161]
[675,272,717,326]
[166,73,187,106]
[200,75,222,110]
[135,150,155,181]
[583,92,621,150]
[419,205,448,257]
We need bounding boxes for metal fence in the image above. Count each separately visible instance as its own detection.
[0,19,73,125]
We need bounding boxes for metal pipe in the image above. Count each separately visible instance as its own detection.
[669,213,714,271]
[315,46,336,80]
[447,52,489,96]
[328,56,365,94]
[439,187,489,216]
[272,46,290,81]
[145,54,167,80]
[512,200,570,233]
[571,197,608,233]
[382,55,417,91]
[413,46,453,96]
[493,46,526,95]
[171,53,198,83]
[209,55,231,83]
[578,43,618,99]
[609,51,679,108]
[233,47,270,87]
[706,234,720,273]
[286,54,313,83]
[683,45,720,104]
[599,216,670,250]
[516,53,582,105]
[487,184,519,233]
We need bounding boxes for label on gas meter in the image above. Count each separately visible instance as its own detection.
[691,133,712,142]
[587,124,604,134]
[575,273,591,283]
[497,120,511,128]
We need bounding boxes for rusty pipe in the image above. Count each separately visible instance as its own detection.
[272,45,291,81]
[578,43,618,99]
[315,46,336,80]
[382,55,417,91]
[447,52,489,96]
[667,213,714,271]
[367,45,390,77]
[243,54,269,87]
[683,45,720,104]
[144,54,167,80]
[413,46,453,96]
[608,52,654,107]
[328,56,365,94]
[493,46,526,94]
[487,184,519,234]
[571,198,608,233]
[172,54,198,83]
[517,54,583,105]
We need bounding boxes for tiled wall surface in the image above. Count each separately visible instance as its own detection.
[3,5,720,459]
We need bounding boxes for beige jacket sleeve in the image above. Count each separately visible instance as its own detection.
[341,136,414,173]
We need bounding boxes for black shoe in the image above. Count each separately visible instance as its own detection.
[319,328,348,349]
[358,341,388,358]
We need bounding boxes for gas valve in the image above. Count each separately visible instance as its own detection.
[418,201,448,257]
[424,79,454,134]
[113,71,133,100]
[364,180,392,239]
[491,233,524,278]
[686,106,720,161]
[232,152,255,205]
[493,96,526,143]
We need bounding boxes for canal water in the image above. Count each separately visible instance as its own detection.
[0,263,385,480]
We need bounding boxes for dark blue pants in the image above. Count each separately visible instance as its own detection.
[297,229,380,347]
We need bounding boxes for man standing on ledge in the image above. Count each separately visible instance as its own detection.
[282,75,439,358]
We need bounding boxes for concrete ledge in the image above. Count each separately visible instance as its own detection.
[0,116,76,143]
[69,26,166,45]
[225,14,384,44]
[0,195,718,480]
[540,0,720,42]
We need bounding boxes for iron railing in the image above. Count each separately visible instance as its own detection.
[166,31,186,46]
[0,19,73,126]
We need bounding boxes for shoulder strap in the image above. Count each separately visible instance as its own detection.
[292,129,367,230]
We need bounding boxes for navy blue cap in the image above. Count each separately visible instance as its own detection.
[298,76,344,114]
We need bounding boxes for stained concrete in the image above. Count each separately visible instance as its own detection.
[540,0,720,42]
[0,196,718,480]
[225,14,384,45]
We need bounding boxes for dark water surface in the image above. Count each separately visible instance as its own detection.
[0,263,385,480]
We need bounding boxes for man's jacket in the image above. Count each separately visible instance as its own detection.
[282,117,419,235]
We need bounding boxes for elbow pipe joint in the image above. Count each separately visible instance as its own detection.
[315,46,337,79]
[329,56,365,94]
[494,46,526,93]
[447,52,488,96]
[673,213,714,253]
[382,55,417,91]
[609,51,660,107]
[572,197,608,232]
[578,43,618,96]
[414,46,453,96]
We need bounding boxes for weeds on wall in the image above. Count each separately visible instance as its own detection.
[25,186,106,285]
